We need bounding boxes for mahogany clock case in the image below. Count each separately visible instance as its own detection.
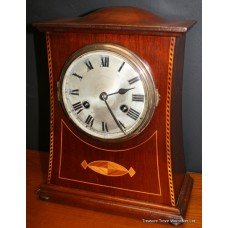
[33,6,198,223]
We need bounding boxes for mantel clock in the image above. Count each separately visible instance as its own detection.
[34,6,196,225]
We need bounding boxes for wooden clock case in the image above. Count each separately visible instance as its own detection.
[34,6,196,223]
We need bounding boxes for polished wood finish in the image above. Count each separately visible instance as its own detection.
[27,150,202,228]
[38,174,192,221]
[33,6,196,222]
[33,6,196,35]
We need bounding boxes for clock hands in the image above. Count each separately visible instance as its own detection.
[99,87,135,135]
[107,87,135,97]
[100,92,126,135]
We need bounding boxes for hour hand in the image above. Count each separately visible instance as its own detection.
[107,87,135,96]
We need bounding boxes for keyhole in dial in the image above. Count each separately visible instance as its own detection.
[120,104,128,113]
[83,101,90,109]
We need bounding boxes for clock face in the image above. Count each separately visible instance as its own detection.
[60,43,158,141]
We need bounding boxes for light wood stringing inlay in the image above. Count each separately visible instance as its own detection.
[59,120,162,196]
[46,32,54,184]
[166,37,176,206]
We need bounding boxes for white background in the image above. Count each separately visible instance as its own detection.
[0,0,228,227]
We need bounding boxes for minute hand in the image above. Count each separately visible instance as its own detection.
[107,87,134,97]
[103,99,126,135]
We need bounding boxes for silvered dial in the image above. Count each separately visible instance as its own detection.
[60,43,158,141]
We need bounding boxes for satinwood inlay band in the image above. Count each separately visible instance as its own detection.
[166,37,176,206]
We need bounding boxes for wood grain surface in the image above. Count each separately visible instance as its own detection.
[33,6,196,35]
[39,29,189,208]
[26,149,202,228]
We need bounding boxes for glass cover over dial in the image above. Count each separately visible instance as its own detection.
[60,43,158,141]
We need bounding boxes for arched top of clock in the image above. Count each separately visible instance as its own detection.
[79,6,166,24]
[33,6,196,35]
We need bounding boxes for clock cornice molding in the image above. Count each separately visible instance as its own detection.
[33,6,196,35]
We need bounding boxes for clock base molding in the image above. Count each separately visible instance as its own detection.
[37,173,193,224]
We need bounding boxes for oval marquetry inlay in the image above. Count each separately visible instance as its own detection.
[81,160,136,177]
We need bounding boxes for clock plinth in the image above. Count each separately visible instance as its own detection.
[38,173,192,224]
[33,6,196,223]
